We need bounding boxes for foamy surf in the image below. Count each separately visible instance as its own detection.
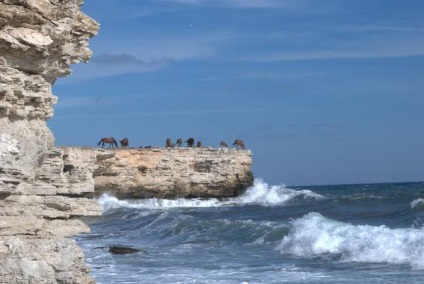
[235,178,323,205]
[277,212,424,270]
[97,179,324,212]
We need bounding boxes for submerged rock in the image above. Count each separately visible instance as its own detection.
[108,246,144,254]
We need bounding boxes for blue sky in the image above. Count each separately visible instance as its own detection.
[49,0,424,186]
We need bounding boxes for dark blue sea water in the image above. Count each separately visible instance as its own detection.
[76,180,424,283]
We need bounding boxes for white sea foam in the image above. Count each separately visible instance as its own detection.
[277,212,424,269]
[97,193,223,212]
[235,178,323,205]
[411,198,424,209]
[96,179,324,211]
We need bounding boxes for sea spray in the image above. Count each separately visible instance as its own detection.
[78,181,424,283]
[97,179,324,213]
[235,179,324,205]
[277,212,424,269]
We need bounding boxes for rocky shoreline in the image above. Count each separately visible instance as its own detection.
[0,1,253,282]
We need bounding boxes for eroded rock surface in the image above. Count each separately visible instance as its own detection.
[62,147,253,199]
[0,1,100,283]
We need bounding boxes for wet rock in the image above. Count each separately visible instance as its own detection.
[108,246,143,255]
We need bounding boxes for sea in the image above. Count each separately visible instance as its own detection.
[75,179,424,283]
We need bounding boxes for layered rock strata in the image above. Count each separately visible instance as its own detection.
[0,1,101,283]
[61,147,253,199]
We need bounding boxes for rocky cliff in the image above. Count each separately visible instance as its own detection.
[0,1,101,283]
[0,1,254,282]
[61,147,253,199]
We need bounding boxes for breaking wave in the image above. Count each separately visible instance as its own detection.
[235,179,323,205]
[277,212,424,270]
[411,198,424,210]
[97,179,324,212]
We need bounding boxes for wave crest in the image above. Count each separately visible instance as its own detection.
[411,198,424,209]
[277,212,424,269]
[96,179,323,212]
[235,179,323,205]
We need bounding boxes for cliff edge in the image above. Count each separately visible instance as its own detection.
[0,1,254,282]
[61,147,253,199]
[0,1,101,283]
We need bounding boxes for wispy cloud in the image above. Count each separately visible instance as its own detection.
[244,31,424,61]
[91,53,172,66]
[162,0,288,8]
[198,70,350,81]
[53,108,267,119]
[58,56,168,84]
[58,30,234,83]
[248,48,424,61]
[55,97,98,108]
[122,30,234,60]
[328,25,424,33]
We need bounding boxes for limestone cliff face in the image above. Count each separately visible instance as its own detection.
[0,1,254,282]
[0,0,97,188]
[62,147,253,199]
[0,1,101,283]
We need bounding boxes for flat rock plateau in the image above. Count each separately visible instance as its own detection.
[63,147,253,199]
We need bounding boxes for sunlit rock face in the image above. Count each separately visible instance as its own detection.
[0,1,101,283]
[0,0,98,190]
[61,147,254,199]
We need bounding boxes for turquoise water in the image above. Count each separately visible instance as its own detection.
[76,180,424,283]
